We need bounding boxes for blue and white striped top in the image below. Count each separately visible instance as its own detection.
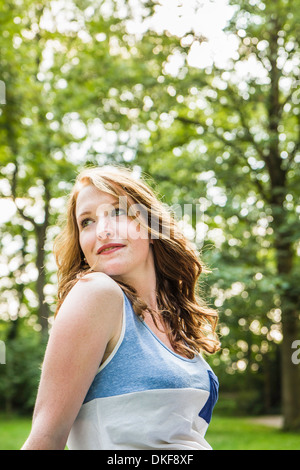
[67,291,218,450]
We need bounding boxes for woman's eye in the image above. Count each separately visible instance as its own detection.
[80,218,93,228]
[112,207,126,217]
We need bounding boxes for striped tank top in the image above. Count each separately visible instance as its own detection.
[67,291,218,450]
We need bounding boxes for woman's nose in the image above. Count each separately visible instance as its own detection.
[96,215,114,240]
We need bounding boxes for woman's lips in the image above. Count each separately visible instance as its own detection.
[97,244,125,255]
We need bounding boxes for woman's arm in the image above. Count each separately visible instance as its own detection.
[22,273,123,450]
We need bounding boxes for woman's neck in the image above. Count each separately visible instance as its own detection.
[113,254,158,311]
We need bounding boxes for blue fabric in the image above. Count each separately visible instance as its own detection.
[198,370,219,424]
[84,292,218,410]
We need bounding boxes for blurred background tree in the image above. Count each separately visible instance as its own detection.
[0,0,299,430]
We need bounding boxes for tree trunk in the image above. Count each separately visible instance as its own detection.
[36,223,49,338]
[266,20,300,430]
[280,301,300,430]
[35,182,51,339]
[268,142,300,429]
[274,224,300,430]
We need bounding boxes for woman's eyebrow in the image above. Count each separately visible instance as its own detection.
[77,201,121,220]
[77,210,92,221]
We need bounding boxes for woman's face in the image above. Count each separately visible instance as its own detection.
[75,184,154,282]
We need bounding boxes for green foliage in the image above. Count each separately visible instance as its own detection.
[0,335,44,414]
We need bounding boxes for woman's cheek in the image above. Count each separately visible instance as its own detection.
[79,230,93,254]
[127,218,149,241]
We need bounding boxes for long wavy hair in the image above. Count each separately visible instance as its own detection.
[53,165,220,358]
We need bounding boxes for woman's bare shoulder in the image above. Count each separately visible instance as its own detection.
[58,272,123,323]
[77,271,123,296]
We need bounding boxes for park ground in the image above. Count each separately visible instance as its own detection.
[0,413,299,450]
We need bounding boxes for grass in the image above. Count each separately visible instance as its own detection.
[0,414,31,450]
[0,413,299,450]
[206,416,300,450]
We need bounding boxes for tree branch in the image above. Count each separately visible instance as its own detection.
[10,163,39,229]
[175,115,270,202]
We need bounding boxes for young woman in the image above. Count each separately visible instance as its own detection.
[22,165,220,450]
